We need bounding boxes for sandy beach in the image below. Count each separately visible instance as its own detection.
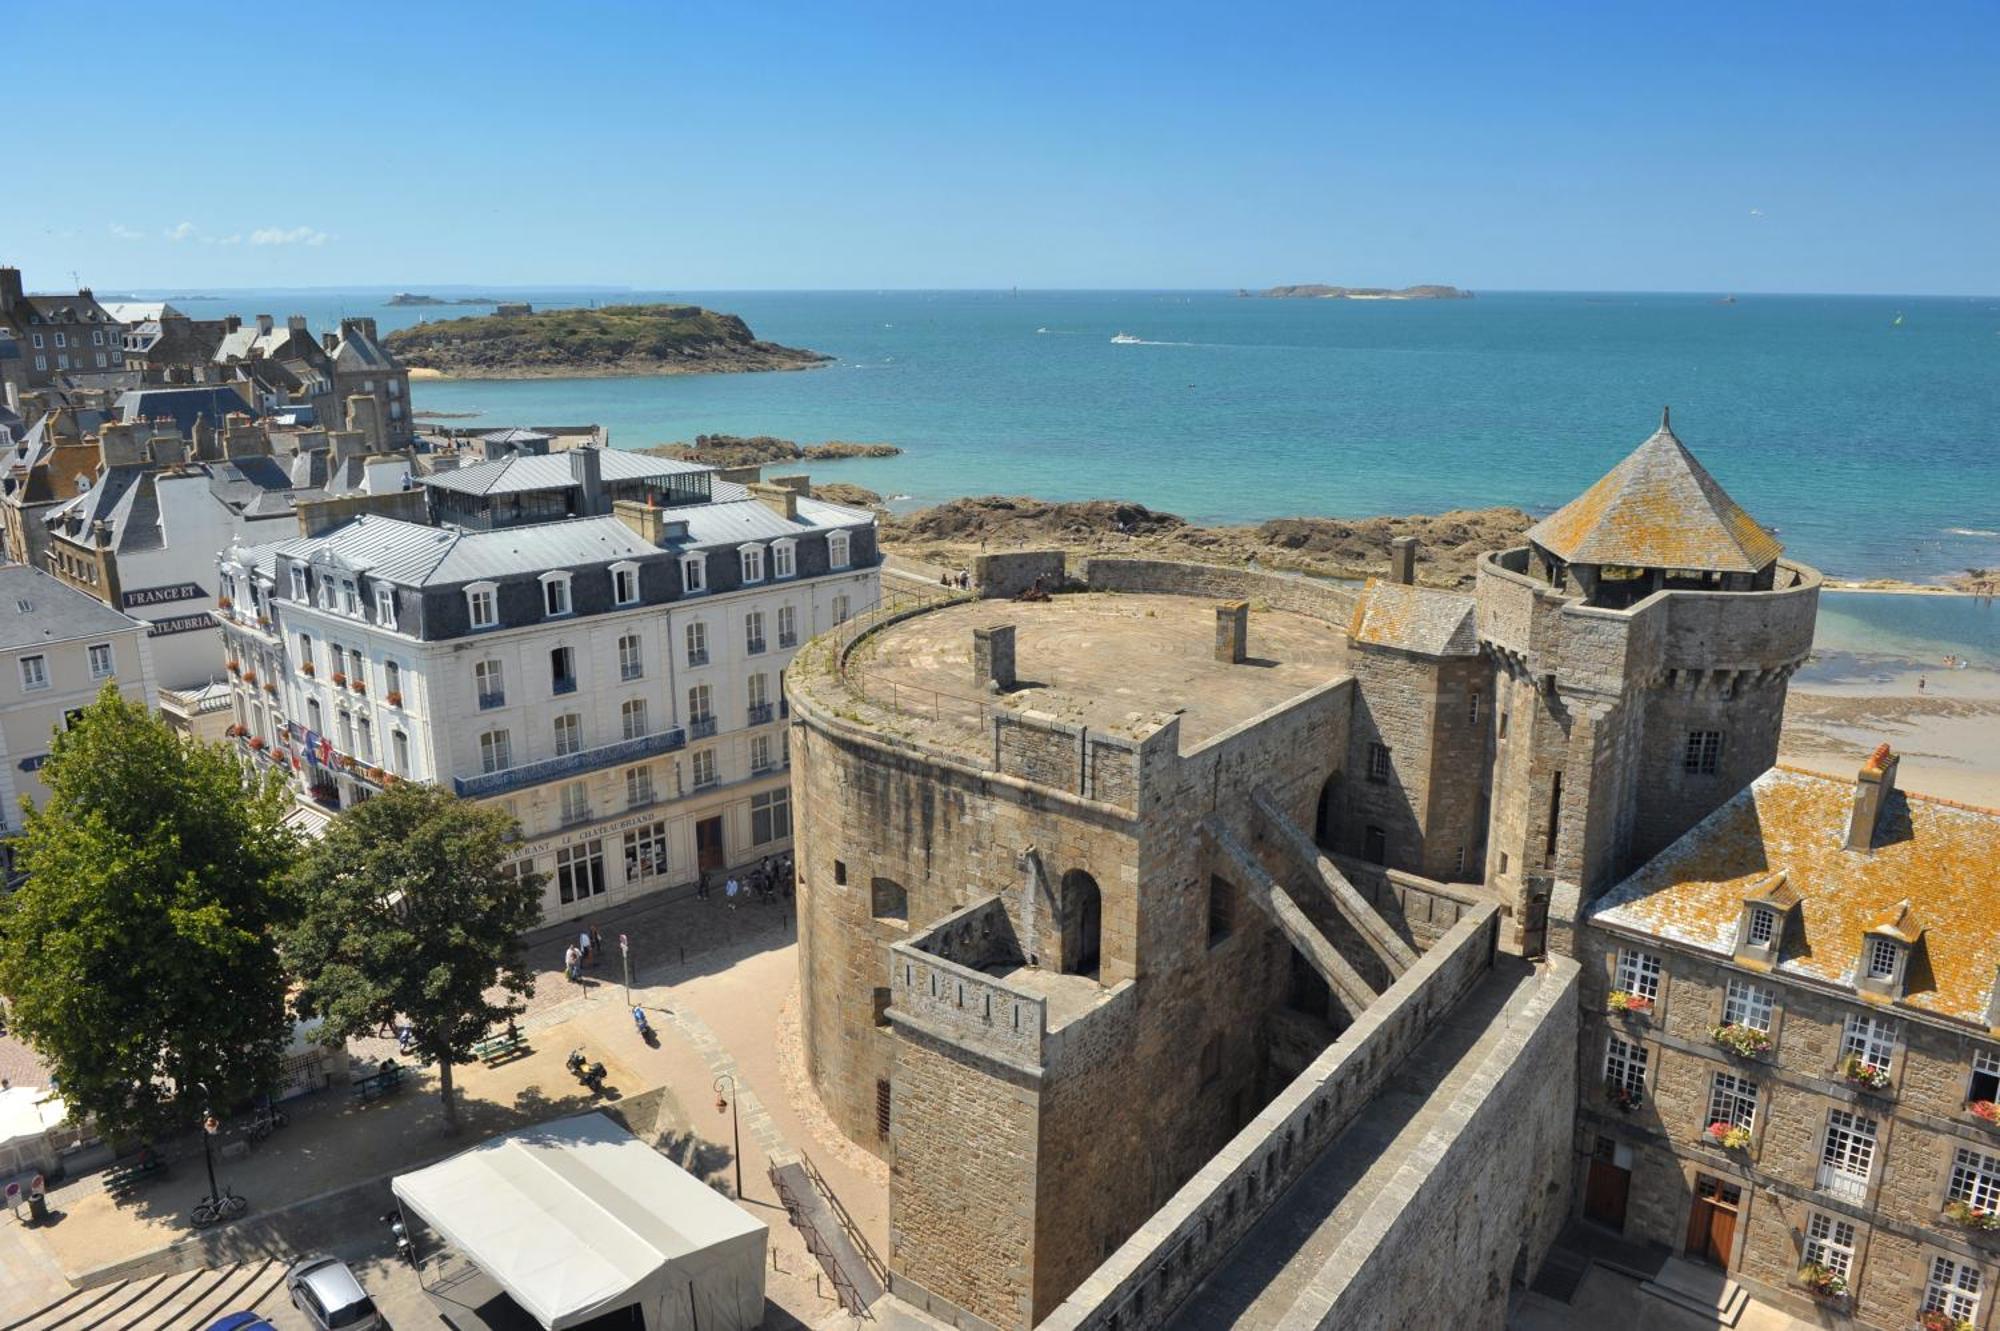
[1781,658,2000,807]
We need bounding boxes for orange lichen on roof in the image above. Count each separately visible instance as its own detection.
[1867,899,1925,943]
[1524,417,1784,574]
[1347,579,1479,657]
[1744,870,1800,909]
[1590,768,2000,1026]
[1866,742,1894,773]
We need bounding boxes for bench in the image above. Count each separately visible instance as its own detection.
[104,1153,168,1198]
[471,1032,528,1064]
[351,1061,407,1102]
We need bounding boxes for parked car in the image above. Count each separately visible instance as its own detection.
[205,1316,278,1331]
[284,1256,383,1330]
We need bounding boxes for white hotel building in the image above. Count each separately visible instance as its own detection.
[216,448,880,924]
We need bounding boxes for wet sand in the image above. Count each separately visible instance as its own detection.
[1782,653,2000,807]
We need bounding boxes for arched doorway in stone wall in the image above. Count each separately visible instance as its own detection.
[1059,870,1101,977]
[1314,772,1342,852]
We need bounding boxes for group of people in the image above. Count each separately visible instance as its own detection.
[564,923,606,983]
[938,569,972,590]
[697,852,795,911]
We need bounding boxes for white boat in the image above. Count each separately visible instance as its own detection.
[1110,332,1143,344]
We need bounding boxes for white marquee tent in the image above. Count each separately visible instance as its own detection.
[392,1111,767,1331]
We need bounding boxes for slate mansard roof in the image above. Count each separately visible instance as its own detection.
[1525,412,1784,574]
[0,564,145,650]
[1588,765,2000,1028]
[421,450,712,498]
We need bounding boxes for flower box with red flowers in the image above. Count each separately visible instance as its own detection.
[1920,1310,1975,1331]
[1944,1200,2000,1233]
[216,596,233,611]
[248,736,267,751]
[1605,1082,1643,1113]
[331,672,348,687]
[1607,990,1653,1016]
[1704,1121,1752,1151]
[262,682,278,695]
[241,669,256,685]
[225,724,244,738]
[300,662,315,676]
[1842,1054,1893,1092]
[386,690,403,708]
[226,660,242,675]
[1971,1100,1998,1127]
[350,678,366,694]
[1797,1263,1847,1301]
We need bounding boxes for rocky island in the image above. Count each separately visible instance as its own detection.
[1248,283,1473,300]
[386,292,502,307]
[642,434,902,468]
[382,303,830,379]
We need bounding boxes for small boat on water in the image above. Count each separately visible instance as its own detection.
[1110,332,1143,344]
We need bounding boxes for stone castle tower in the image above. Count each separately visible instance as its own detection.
[1475,410,1820,953]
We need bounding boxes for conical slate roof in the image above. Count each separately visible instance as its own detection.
[1524,411,1782,574]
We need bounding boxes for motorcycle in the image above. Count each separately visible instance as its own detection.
[633,1006,656,1046]
[567,1047,607,1093]
[382,1211,418,1268]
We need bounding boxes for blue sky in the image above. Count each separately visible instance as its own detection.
[8,2,1995,293]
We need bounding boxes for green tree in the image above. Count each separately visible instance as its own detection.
[0,683,297,1142]
[280,783,542,1134]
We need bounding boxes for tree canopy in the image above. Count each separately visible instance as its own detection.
[0,683,297,1142]
[280,783,542,1133]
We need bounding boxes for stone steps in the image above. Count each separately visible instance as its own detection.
[2,1259,286,1331]
[1203,818,1377,1017]
[1640,1256,1750,1328]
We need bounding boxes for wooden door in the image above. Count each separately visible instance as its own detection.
[1584,1157,1630,1229]
[696,816,725,874]
[1685,1175,1741,1269]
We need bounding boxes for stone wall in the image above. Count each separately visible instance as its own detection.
[1082,558,1358,627]
[1573,920,2000,1331]
[1331,854,1500,950]
[1039,906,1503,1331]
[1285,955,1580,1331]
[978,550,1070,600]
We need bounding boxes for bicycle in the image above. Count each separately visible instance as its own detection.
[191,1187,248,1227]
[243,1106,290,1143]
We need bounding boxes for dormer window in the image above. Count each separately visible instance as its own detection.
[1747,906,1776,948]
[772,539,797,579]
[1865,935,1899,980]
[317,574,335,609]
[375,584,397,628]
[1731,871,1797,969]
[542,572,573,617]
[682,554,707,594]
[467,581,499,629]
[1856,900,1921,1000]
[828,531,851,569]
[611,562,640,607]
[740,545,765,584]
[341,579,359,615]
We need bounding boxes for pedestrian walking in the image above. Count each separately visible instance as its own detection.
[725,876,740,912]
[696,872,710,901]
[577,927,592,967]
[590,924,604,967]
[564,944,581,983]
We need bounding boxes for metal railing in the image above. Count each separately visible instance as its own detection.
[801,1150,891,1295]
[747,702,775,725]
[689,715,718,739]
[552,677,578,696]
[450,727,687,799]
[746,637,767,655]
[478,691,506,710]
[687,649,710,667]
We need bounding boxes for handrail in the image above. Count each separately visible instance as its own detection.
[769,1161,874,1318]
[449,727,686,798]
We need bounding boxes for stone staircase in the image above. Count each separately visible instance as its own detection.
[1202,818,1377,1017]
[1,1257,288,1331]
[1248,787,1417,981]
[1639,1256,1751,1328]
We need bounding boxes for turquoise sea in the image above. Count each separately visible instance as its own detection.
[130,287,2000,663]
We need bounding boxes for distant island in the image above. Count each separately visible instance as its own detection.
[386,292,503,307]
[641,434,902,468]
[382,303,831,380]
[1246,284,1473,300]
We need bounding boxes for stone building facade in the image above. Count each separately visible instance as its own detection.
[1577,753,2000,1331]
[0,268,123,387]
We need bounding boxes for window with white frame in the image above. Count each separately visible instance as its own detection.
[555,837,604,897]
[624,818,668,880]
[1818,1109,1877,1201]
[748,672,769,713]
[751,734,773,772]
[688,683,713,723]
[1604,1033,1647,1098]
[307,698,323,732]
[1972,1049,2000,1107]
[1948,1145,2000,1211]
[467,583,498,628]
[87,643,115,679]
[384,660,401,699]
[745,610,766,653]
[828,531,851,568]
[1802,1213,1856,1281]
[832,593,851,624]
[740,545,765,583]
[685,621,708,666]
[479,729,512,774]
[621,698,648,740]
[558,781,592,827]
[19,655,48,690]
[1864,935,1899,980]
[681,553,706,593]
[611,562,640,607]
[356,717,373,761]
[542,572,573,617]
[1746,905,1777,947]
[553,713,583,756]
[341,580,359,615]
[317,575,335,609]
[475,659,505,708]
[777,604,798,647]
[1925,1255,1982,1325]
[1722,978,1776,1032]
[618,633,643,681]
[375,584,397,627]
[772,540,796,579]
[391,729,409,774]
[290,564,308,600]
[1614,948,1663,1001]
[690,748,717,788]
[625,764,654,808]
[1708,1070,1759,1130]
[752,787,791,843]
[1841,1013,1897,1073]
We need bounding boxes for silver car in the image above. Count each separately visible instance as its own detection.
[284,1256,383,1331]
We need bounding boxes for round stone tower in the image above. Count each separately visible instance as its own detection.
[1475,410,1820,954]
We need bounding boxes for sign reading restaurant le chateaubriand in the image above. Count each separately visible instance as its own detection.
[120,581,207,610]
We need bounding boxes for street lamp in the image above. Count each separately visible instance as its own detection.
[193,1081,220,1203]
[713,1073,742,1199]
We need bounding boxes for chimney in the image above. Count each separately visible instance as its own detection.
[255,314,274,335]
[329,429,367,465]
[1215,600,1248,664]
[321,331,338,354]
[769,474,813,499]
[973,624,1017,693]
[748,481,798,520]
[569,445,606,514]
[287,315,309,334]
[1845,743,1899,852]
[344,395,384,453]
[1390,536,1418,585]
[224,314,242,334]
[0,267,22,315]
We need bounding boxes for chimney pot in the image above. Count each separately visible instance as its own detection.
[973,624,1017,693]
[1846,744,1899,853]
[1390,536,1418,585]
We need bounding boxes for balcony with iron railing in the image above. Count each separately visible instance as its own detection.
[747,702,775,725]
[689,715,718,739]
[553,676,578,696]
[687,649,710,668]
[692,770,720,791]
[450,727,687,799]
[747,637,767,655]
[478,690,506,710]
[778,633,798,649]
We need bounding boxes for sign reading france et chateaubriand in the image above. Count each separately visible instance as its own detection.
[146,612,217,637]
[120,582,207,610]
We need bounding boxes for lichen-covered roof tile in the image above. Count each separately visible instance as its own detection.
[1589,767,2000,1026]
[1347,579,1479,657]
[1525,417,1783,574]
